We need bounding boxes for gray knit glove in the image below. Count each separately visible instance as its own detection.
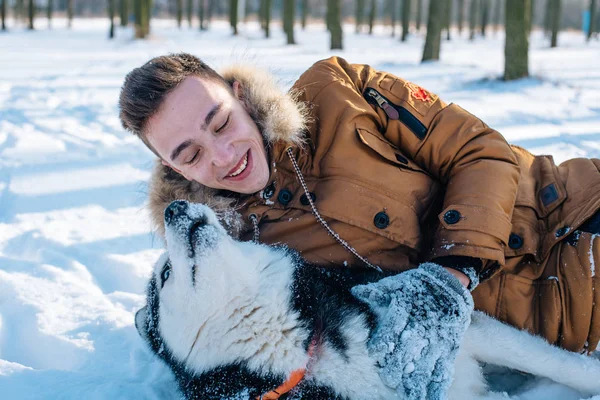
[351,263,474,400]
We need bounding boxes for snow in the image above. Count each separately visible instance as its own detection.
[1,16,600,399]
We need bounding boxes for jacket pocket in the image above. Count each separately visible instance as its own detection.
[498,273,561,343]
[356,126,428,175]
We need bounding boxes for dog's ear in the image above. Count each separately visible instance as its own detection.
[135,306,149,340]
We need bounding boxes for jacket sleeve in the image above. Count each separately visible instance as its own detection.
[310,57,520,272]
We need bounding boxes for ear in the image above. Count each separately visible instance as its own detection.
[161,160,192,181]
[135,306,149,340]
[232,80,242,99]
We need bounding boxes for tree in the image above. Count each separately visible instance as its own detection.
[187,0,193,27]
[47,0,53,28]
[493,0,503,33]
[356,0,365,32]
[457,0,465,33]
[528,0,534,33]
[401,0,411,41]
[176,0,182,28]
[230,0,238,35]
[283,0,295,44]
[109,0,116,38]
[67,0,73,29]
[368,0,376,35]
[198,0,206,30]
[301,0,308,29]
[548,0,560,47]
[469,0,478,40]
[134,0,151,38]
[480,0,489,36]
[443,0,452,40]
[504,0,529,80]
[27,0,34,30]
[389,0,397,37]
[328,0,343,49]
[588,0,597,41]
[120,0,129,27]
[262,0,271,37]
[416,0,424,32]
[1,0,6,31]
[422,0,444,61]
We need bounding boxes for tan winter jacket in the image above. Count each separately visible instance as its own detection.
[147,57,600,352]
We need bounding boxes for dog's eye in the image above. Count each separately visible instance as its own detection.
[160,262,172,288]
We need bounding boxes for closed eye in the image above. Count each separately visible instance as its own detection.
[185,150,200,165]
[216,115,230,133]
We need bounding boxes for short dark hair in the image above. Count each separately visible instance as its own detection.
[118,53,229,154]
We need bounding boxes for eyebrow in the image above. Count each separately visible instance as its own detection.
[169,102,223,162]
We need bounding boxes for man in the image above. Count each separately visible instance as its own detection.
[120,53,600,398]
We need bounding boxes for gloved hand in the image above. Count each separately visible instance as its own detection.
[351,262,474,400]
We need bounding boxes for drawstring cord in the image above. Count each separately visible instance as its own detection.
[285,148,381,272]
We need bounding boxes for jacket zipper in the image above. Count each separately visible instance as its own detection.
[364,87,428,140]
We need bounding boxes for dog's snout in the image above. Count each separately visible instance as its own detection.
[165,200,188,224]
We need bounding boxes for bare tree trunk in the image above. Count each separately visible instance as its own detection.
[230,0,238,34]
[469,0,478,40]
[47,0,53,28]
[401,0,411,41]
[368,0,376,34]
[108,0,115,38]
[588,0,597,41]
[120,0,129,26]
[389,0,397,37]
[504,0,529,80]
[198,0,205,30]
[422,0,443,61]
[67,0,73,28]
[187,0,192,27]
[283,0,295,44]
[493,0,502,33]
[543,0,551,35]
[528,0,534,32]
[480,0,489,36]
[356,0,365,32]
[1,0,6,31]
[444,0,452,40]
[457,0,465,33]
[301,0,308,29]
[263,0,271,37]
[416,0,424,32]
[134,0,151,38]
[549,0,560,47]
[27,0,34,30]
[176,0,182,28]
[328,0,343,49]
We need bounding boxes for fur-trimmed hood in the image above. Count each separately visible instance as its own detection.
[148,65,309,238]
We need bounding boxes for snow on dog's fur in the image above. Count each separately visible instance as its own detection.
[136,200,600,399]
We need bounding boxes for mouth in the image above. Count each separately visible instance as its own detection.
[224,150,251,181]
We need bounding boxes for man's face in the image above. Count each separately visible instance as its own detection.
[145,75,270,194]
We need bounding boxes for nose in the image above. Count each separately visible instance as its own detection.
[210,140,235,168]
[164,200,188,225]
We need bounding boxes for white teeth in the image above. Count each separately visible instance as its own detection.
[228,153,248,177]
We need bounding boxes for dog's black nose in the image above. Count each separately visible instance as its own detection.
[165,200,188,224]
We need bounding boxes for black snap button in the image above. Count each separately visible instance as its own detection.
[263,183,275,199]
[395,154,408,164]
[374,211,390,229]
[555,226,570,238]
[508,233,523,249]
[443,210,461,225]
[278,189,293,206]
[300,192,316,206]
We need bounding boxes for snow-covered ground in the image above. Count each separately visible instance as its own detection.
[0,17,599,399]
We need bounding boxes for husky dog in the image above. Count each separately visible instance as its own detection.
[136,200,600,400]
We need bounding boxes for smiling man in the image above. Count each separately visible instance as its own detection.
[120,53,600,399]
[144,75,270,194]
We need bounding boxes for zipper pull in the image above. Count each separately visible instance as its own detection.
[367,89,399,120]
